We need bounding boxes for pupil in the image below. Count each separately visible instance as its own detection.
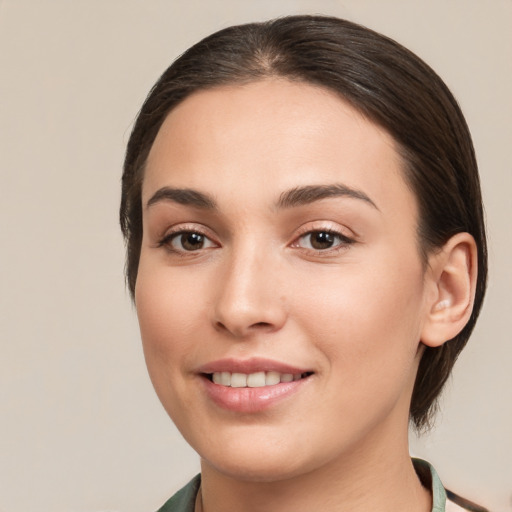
[311,232,334,249]
[182,233,204,250]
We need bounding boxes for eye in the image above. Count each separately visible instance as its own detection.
[296,230,354,251]
[160,230,217,252]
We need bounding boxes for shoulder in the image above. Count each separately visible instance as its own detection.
[155,474,201,512]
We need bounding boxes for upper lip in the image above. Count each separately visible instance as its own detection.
[197,357,312,375]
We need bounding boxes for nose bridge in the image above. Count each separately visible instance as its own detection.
[213,238,286,337]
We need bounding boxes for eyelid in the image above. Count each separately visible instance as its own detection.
[156,223,220,251]
[293,221,356,241]
[290,222,357,253]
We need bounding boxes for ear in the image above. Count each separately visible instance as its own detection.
[421,232,478,348]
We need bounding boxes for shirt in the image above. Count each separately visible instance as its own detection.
[155,459,485,512]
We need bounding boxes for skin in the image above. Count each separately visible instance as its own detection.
[135,80,474,512]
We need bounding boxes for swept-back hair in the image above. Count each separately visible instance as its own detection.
[121,15,487,430]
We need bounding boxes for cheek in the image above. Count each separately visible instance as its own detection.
[135,262,203,373]
[291,253,426,374]
[134,264,209,423]
[292,264,426,438]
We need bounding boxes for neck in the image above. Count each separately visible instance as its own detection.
[199,421,431,512]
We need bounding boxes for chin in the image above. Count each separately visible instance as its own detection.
[195,430,331,484]
[203,454,309,483]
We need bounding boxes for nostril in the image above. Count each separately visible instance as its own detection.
[215,320,271,329]
[252,322,272,328]
[214,320,240,334]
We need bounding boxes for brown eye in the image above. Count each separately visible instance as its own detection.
[310,231,335,249]
[297,230,353,251]
[165,231,216,252]
[180,232,205,250]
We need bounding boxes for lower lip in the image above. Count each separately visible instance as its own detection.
[201,376,309,413]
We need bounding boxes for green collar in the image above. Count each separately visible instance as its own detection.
[157,459,446,511]
[413,458,447,511]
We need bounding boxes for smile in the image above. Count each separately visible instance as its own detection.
[198,359,314,412]
[209,371,312,388]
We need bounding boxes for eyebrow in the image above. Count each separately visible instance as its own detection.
[277,184,379,210]
[146,187,217,210]
[145,183,378,211]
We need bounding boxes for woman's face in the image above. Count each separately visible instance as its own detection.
[136,80,432,481]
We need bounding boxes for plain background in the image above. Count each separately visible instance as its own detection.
[0,1,510,511]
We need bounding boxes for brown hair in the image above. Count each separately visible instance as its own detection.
[120,15,487,430]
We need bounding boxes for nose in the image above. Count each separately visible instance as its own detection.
[212,247,287,338]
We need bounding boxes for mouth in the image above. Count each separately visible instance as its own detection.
[197,358,314,411]
[205,371,314,388]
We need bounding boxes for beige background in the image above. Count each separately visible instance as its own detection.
[0,1,510,511]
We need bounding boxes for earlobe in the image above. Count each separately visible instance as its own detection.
[421,232,478,348]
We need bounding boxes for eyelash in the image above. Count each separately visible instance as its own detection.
[157,227,217,255]
[157,226,355,256]
[292,228,355,254]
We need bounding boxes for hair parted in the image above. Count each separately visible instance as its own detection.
[120,15,487,430]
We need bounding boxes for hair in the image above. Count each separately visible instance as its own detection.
[120,15,487,430]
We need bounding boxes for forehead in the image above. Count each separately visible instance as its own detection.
[143,79,414,219]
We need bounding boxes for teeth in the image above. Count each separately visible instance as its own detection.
[247,371,266,388]
[210,371,308,388]
[231,373,247,388]
[265,371,280,386]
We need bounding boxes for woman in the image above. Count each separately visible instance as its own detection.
[120,15,488,512]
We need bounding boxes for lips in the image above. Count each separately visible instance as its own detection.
[197,358,314,412]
